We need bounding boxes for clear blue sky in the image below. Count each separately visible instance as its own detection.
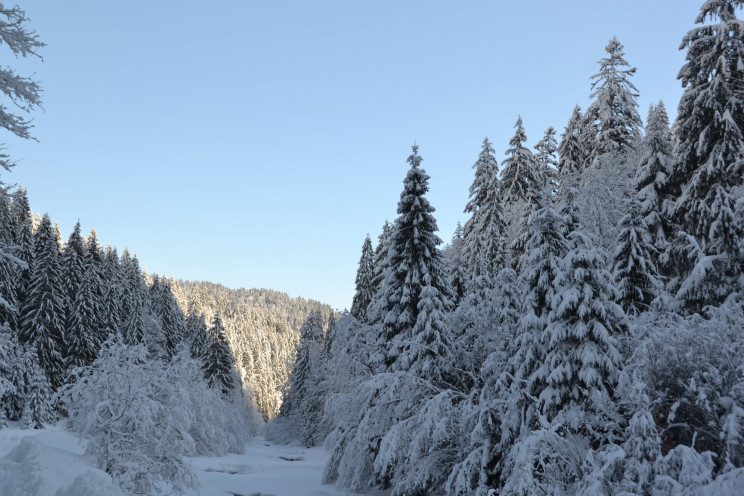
[5,0,706,310]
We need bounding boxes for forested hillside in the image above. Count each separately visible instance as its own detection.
[274,3,744,495]
[169,279,337,419]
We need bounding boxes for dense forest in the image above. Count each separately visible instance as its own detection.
[271,2,744,495]
[1,0,744,495]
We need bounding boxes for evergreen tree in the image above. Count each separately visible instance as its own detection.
[539,228,625,424]
[369,220,394,315]
[61,221,86,316]
[84,229,106,343]
[447,222,468,305]
[636,101,673,253]
[664,0,744,309]
[10,188,33,309]
[586,36,643,156]
[100,245,123,338]
[500,117,540,206]
[350,235,375,322]
[21,348,56,429]
[613,198,662,315]
[557,105,587,178]
[149,277,187,358]
[185,306,209,362]
[463,138,507,280]
[120,249,147,345]
[462,138,499,274]
[64,267,101,369]
[534,126,559,191]
[369,144,450,369]
[202,313,237,397]
[0,325,25,421]
[18,213,66,389]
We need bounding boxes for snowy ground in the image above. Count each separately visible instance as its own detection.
[0,423,387,496]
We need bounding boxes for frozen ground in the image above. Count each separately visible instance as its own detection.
[0,423,388,496]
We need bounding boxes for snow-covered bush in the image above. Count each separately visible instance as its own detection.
[58,337,255,495]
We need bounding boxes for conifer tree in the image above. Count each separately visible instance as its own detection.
[22,348,56,429]
[10,188,33,306]
[534,126,559,191]
[120,249,147,344]
[613,199,662,315]
[370,145,450,369]
[557,106,587,179]
[149,277,187,358]
[368,220,393,315]
[586,37,643,156]
[185,307,209,361]
[539,228,625,424]
[100,246,123,338]
[18,213,66,389]
[61,221,86,316]
[463,138,507,280]
[664,0,744,309]
[202,313,237,397]
[84,229,106,342]
[636,101,673,253]
[447,223,468,305]
[350,235,375,322]
[0,325,25,421]
[65,268,101,369]
[500,117,540,206]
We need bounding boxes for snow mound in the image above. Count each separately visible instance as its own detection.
[0,433,122,496]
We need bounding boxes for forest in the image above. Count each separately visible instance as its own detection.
[1,0,744,495]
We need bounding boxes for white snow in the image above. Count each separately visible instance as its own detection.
[0,423,383,496]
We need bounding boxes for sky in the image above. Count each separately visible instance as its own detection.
[3,0,710,311]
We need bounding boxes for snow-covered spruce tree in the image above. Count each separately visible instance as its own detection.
[534,126,559,192]
[65,267,102,370]
[84,229,106,343]
[538,227,626,429]
[0,4,44,172]
[585,36,642,157]
[489,196,570,494]
[184,306,209,361]
[636,101,673,255]
[18,213,66,390]
[61,221,85,320]
[664,0,744,311]
[119,249,147,345]
[558,105,588,178]
[21,347,56,429]
[500,117,541,208]
[350,235,375,322]
[100,246,123,338]
[275,310,326,446]
[462,137,504,279]
[0,324,26,422]
[10,187,33,309]
[500,117,541,268]
[368,220,393,315]
[202,312,237,397]
[148,276,186,359]
[613,198,662,316]
[447,222,468,305]
[369,144,451,370]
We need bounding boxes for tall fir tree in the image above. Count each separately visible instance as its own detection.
[119,249,147,345]
[613,198,662,315]
[447,222,468,305]
[500,117,540,207]
[350,235,375,322]
[18,214,66,390]
[534,126,559,192]
[369,145,451,370]
[586,36,643,157]
[558,106,588,179]
[636,101,673,254]
[202,313,237,397]
[463,138,506,280]
[65,267,101,369]
[368,220,393,318]
[149,277,187,359]
[664,0,744,310]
